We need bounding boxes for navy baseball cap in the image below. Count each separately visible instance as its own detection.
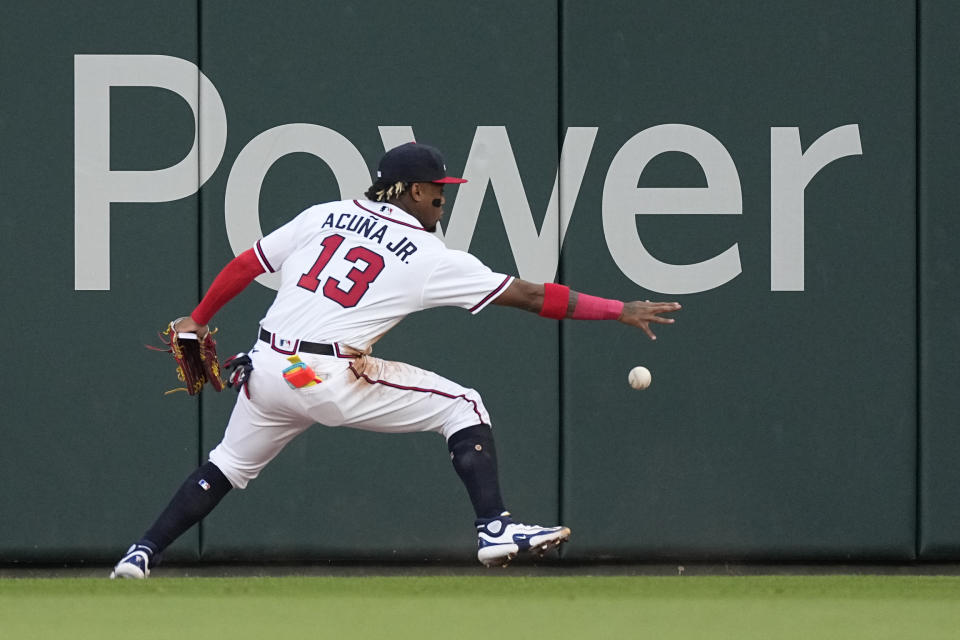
[377,142,467,184]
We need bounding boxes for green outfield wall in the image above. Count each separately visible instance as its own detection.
[0,0,955,564]
[918,0,960,559]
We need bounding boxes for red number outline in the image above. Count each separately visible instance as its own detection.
[297,234,386,308]
[297,234,343,293]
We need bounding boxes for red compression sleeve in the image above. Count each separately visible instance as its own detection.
[538,283,570,319]
[572,293,624,320]
[191,249,266,325]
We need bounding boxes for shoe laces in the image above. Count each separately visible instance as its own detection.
[122,544,153,568]
[505,522,557,535]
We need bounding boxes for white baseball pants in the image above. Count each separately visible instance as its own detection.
[209,340,490,489]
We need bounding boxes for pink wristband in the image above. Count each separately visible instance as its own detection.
[572,293,624,320]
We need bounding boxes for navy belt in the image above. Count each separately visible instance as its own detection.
[259,328,335,356]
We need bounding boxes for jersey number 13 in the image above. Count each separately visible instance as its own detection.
[296,234,385,308]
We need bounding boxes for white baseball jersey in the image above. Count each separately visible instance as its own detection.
[253,199,513,352]
[209,199,513,489]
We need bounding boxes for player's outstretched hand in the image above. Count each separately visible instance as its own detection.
[172,315,210,338]
[618,301,682,341]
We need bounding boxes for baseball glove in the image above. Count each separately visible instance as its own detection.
[149,320,225,395]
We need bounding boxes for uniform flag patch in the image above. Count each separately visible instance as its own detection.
[198,479,211,491]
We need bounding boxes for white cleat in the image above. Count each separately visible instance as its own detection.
[475,512,571,567]
[109,544,152,579]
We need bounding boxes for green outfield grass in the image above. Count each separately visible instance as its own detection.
[1,575,959,639]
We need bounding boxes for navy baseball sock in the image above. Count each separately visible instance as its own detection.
[139,461,233,556]
[448,424,505,519]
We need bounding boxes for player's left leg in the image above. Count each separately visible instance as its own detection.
[111,349,314,579]
[109,461,232,579]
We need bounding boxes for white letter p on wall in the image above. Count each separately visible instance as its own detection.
[74,54,227,290]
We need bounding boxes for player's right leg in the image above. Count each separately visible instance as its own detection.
[474,513,571,568]
[444,423,569,567]
[445,425,570,567]
[310,356,570,566]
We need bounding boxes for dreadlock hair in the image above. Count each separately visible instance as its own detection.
[365,179,409,202]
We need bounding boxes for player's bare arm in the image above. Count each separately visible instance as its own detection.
[492,278,681,340]
[490,278,545,313]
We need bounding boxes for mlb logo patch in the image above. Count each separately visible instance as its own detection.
[198,479,211,491]
[270,335,300,355]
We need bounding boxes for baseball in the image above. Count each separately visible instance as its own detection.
[628,366,652,390]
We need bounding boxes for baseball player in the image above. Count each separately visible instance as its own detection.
[110,142,681,577]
